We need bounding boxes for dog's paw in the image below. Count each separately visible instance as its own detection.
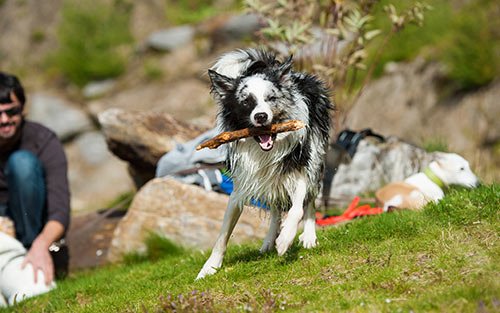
[298,231,317,249]
[275,223,298,256]
[196,255,222,280]
[196,266,218,280]
[259,239,275,253]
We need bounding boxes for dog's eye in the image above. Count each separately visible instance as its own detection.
[460,167,465,171]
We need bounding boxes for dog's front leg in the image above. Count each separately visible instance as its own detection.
[275,177,307,256]
[196,195,243,280]
[260,207,281,253]
[299,202,317,249]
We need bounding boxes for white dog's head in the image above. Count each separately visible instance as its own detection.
[429,153,479,188]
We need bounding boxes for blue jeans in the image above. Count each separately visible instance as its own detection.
[4,150,46,248]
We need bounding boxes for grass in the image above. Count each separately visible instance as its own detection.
[3,184,498,312]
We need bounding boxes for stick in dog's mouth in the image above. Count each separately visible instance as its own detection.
[196,120,305,150]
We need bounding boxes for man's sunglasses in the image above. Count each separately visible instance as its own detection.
[0,106,22,117]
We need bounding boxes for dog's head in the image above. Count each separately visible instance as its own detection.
[209,56,307,151]
[430,153,479,188]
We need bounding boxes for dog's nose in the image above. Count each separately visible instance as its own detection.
[254,112,268,124]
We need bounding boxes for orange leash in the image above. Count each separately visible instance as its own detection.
[316,196,383,226]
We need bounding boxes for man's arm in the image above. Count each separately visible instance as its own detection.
[21,220,65,285]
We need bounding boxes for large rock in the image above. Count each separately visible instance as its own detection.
[88,78,216,123]
[107,178,269,262]
[26,93,94,141]
[147,25,196,52]
[346,58,442,142]
[98,108,207,186]
[65,131,134,212]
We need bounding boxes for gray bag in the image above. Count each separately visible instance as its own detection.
[155,128,227,191]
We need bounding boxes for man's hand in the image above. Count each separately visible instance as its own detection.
[21,220,65,285]
[21,237,54,285]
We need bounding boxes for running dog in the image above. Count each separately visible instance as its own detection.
[196,48,333,279]
[376,152,479,211]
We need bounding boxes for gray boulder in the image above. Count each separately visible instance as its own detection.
[82,79,116,99]
[147,25,195,52]
[26,93,93,141]
[98,108,207,187]
[65,131,134,212]
[218,13,262,41]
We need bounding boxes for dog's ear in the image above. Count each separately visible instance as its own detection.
[278,55,293,78]
[208,69,235,97]
[434,152,452,170]
[244,60,267,76]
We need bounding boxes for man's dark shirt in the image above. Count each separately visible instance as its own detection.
[0,120,70,230]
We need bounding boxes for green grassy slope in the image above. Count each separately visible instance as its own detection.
[4,184,499,313]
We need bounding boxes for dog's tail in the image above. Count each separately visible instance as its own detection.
[210,48,277,79]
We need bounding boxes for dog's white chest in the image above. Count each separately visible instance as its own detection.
[405,173,444,202]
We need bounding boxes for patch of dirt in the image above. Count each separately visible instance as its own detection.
[66,208,125,272]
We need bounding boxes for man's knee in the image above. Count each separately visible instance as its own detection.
[5,150,43,182]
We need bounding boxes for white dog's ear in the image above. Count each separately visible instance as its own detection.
[433,152,449,168]
[208,69,235,97]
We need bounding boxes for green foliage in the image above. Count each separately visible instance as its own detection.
[104,191,135,210]
[422,137,449,152]
[367,0,452,77]
[8,185,498,312]
[30,30,46,43]
[245,0,431,112]
[143,59,164,81]
[165,0,220,25]
[53,0,133,86]
[443,0,500,90]
[368,0,499,90]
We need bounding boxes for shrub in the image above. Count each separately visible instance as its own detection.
[443,0,499,90]
[165,0,220,25]
[53,0,133,86]
[422,137,449,152]
[367,0,453,78]
[369,0,499,90]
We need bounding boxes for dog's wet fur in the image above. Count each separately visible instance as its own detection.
[197,48,333,279]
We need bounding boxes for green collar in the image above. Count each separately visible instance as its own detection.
[424,167,445,189]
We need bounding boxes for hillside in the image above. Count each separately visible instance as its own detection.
[0,0,498,213]
[3,185,498,312]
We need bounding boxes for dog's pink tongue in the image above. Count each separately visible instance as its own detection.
[258,135,273,151]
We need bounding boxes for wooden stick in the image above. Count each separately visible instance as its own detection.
[196,120,306,150]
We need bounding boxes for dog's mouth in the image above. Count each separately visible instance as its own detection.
[254,134,276,151]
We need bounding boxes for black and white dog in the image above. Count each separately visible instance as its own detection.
[196,48,333,279]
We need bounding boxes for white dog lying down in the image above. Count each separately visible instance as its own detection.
[0,227,55,307]
[376,152,479,211]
